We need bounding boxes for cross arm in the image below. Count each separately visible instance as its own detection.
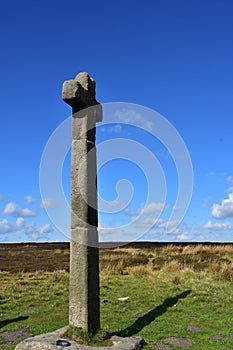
[62,72,102,122]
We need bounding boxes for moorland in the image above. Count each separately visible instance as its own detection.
[0,242,233,349]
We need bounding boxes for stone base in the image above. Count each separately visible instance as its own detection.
[15,327,144,350]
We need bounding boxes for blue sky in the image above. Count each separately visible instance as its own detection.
[0,0,233,243]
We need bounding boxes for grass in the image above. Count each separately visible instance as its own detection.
[61,326,112,346]
[0,244,233,349]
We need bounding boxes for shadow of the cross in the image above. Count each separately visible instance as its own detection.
[0,316,29,329]
[115,290,191,337]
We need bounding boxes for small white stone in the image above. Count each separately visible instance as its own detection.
[118,297,129,301]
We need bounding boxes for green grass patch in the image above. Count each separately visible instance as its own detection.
[100,270,233,349]
[61,326,112,346]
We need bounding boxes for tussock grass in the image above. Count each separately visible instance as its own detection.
[100,245,233,281]
[160,260,183,272]
[125,264,154,278]
[99,248,148,274]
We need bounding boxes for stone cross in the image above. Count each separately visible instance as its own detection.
[62,72,102,335]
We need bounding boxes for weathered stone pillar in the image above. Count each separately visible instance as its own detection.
[62,72,102,335]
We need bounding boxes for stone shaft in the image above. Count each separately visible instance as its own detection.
[62,72,102,334]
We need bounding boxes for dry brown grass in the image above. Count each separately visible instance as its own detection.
[100,244,233,281]
[125,263,154,277]
[161,260,183,272]
[1,243,232,281]
[182,244,233,255]
[99,248,148,274]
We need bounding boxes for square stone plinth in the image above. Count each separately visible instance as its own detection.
[15,327,144,350]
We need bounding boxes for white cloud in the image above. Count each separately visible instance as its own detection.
[140,202,168,215]
[211,193,233,219]
[24,195,36,204]
[177,232,194,241]
[173,205,180,211]
[225,186,233,193]
[0,217,25,234]
[2,202,37,218]
[131,217,178,232]
[98,224,135,242]
[136,217,164,228]
[109,124,122,133]
[227,175,233,184]
[165,221,179,231]
[113,124,122,132]
[107,201,120,208]
[123,207,136,216]
[99,124,122,134]
[225,176,233,192]
[114,109,154,132]
[15,217,25,228]
[0,217,53,240]
[176,229,209,242]
[40,198,57,209]
[98,223,116,236]
[30,223,54,240]
[144,231,164,239]
[203,220,233,231]
[0,219,11,234]
[37,223,53,235]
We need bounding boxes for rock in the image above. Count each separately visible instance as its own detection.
[164,337,194,348]
[15,327,144,350]
[211,334,223,340]
[2,330,32,343]
[186,326,203,333]
[150,343,173,350]
[124,305,134,310]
